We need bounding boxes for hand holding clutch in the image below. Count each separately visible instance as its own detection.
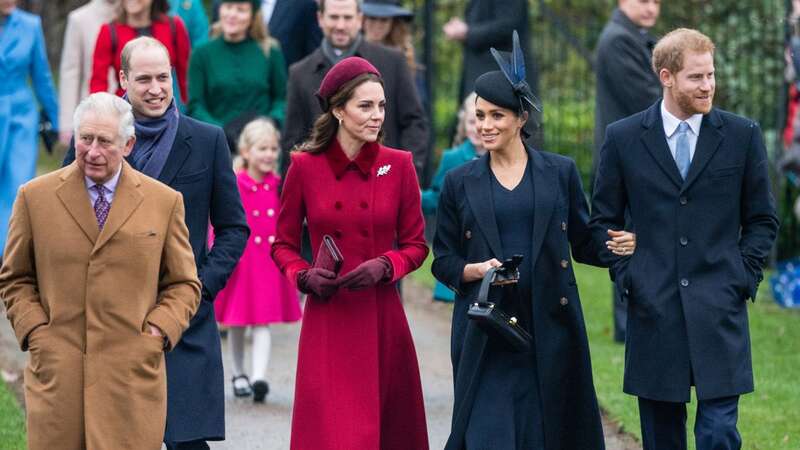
[338,257,392,291]
[297,268,340,299]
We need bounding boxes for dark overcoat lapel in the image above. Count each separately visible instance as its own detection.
[155,119,193,185]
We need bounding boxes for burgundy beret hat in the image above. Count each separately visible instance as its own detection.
[316,57,382,111]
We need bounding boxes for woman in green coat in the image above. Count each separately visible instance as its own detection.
[188,0,286,151]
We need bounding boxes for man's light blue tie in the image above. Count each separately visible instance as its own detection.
[675,121,691,180]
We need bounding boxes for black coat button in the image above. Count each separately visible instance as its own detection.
[560,297,569,306]
[680,237,688,246]
[561,221,567,232]
[680,278,689,287]
[465,230,472,240]
[680,196,688,205]
[560,260,569,269]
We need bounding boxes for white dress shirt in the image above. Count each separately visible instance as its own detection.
[85,164,123,207]
[661,100,703,163]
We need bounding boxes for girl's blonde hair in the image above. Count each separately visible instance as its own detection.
[238,117,280,168]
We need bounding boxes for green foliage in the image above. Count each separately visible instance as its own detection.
[0,382,26,449]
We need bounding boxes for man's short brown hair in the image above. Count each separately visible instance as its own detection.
[652,28,715,75]
[120,36,170,76]
[318,0,363,14]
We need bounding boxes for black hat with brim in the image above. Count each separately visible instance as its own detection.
[362,1,413,20]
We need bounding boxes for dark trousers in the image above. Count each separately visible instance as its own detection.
[638,395,741,450]
[165,440,210,450]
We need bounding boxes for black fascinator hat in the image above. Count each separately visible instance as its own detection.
[474,30,541,134]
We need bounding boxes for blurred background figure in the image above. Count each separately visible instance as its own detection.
[443,0,539,146]
[421,92,484,302]
[57,0,118,146]
[362,0,428,111]
[212,118,301,404]
[0,0,58,260]
[593,0,661,343]
[169,0,210,47]
[213,0,322,68]
[188,0,287,154]
[90,0,190,106]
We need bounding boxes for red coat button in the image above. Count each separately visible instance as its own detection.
[360,201,368,209]
[335,201,342,210]
[360,229,369,237]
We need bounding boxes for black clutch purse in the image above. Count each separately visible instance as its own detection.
[38,109,57,154]
[467,255,532,352]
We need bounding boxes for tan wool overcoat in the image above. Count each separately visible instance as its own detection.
[0,161,201,450]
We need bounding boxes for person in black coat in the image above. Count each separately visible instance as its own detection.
[279,0,428,178]
[433,36,635,450]
[590,29,779,450]
[593,0,662,343]
[63,37,249,450]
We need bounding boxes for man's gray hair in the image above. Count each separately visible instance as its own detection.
[73,92,136,144]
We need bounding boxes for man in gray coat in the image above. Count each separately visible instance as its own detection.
[593,0,662,342]
[280,0,429,178]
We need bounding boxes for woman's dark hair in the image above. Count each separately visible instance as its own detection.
[119,0,170,23]
[298,73,385,154]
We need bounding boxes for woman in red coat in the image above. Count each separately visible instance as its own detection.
[90,0,190,103]
[272,57,429,450]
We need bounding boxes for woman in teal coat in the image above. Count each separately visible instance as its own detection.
[0,2,58,257]
[422,93,484,301]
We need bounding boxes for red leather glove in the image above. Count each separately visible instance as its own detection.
[338,257,393,291]
[297,268,340,299]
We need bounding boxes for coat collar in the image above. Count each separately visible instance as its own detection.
[237,170,280,190]
[152,115,192,186]
[640,100,724,191]
[611,8,656,47]
[464,144,556,264]
[324,139,380,179]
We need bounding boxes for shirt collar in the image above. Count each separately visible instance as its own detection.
[85,163,123,194]
[661,101,703,138]
[324,139,380,179]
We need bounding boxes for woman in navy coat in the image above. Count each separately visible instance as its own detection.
[272,57,429,450]
[0,1,58,258]
[432,37,635,450]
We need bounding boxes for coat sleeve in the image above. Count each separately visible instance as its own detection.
[0,187,49,351]
[173,17,191,104]
[464,0,527,51]
[58,13,82,136]
[186,45,221,126]
[267,44,288,128]
[431,171,468,295]
[271,152,311,287]
[738,123,779,301]
[382,153,429,282]
[598,34,661,116]
[30,16,59,130]
[393,56,430,178]
[566,159,612,267]
[201,128,250,300]
[146,193,201,350]
[90,24,112,95]
[589,125,630,292]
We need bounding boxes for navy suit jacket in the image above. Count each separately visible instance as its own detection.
[590,101,779,402]
[64,114,249,441]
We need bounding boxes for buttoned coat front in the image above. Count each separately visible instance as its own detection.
[0,162,201,450]
[272,141,429,450]
[590,102,779,402]
[432,147,610,450]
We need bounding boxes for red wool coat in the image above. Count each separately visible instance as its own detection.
[272,140,429,450]
[90,15,190,101]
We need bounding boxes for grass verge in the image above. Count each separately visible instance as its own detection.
[0,380,26,449]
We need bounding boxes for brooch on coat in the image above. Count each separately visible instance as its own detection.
[377,164,391,177]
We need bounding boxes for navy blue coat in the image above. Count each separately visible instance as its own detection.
[432,147,611,450]
[590,102,779,402]
[64,115,249,442]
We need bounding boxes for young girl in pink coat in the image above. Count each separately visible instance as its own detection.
[214,118,301,402]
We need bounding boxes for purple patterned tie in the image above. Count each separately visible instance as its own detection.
[92,185,110,230]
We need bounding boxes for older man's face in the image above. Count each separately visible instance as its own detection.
[318,0,362,49]
[75,111,134,184]
[120,46,173,119]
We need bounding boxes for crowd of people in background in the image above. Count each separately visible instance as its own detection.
[0,0,784,449]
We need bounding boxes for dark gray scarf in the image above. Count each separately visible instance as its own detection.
[130,99,180,179]
[321,33,363,65]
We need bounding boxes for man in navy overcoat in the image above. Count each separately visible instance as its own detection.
[63,37,248,450]
[591,29,779,450]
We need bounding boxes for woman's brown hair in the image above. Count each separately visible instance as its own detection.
[298,73,385,154]
[118,0,170,23]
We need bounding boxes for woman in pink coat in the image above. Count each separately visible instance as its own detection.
[271,57,429,450]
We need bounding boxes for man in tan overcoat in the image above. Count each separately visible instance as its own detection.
[0,92,201,450]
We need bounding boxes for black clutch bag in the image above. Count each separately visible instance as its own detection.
[467,255,532,352]
[39,109,57,154]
